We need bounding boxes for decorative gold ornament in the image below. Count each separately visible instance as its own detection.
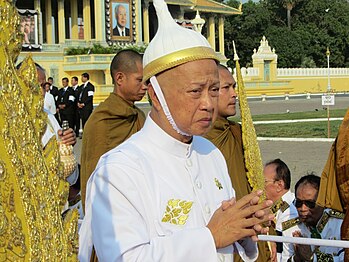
[162,199,193,225]
[59,121,78,179]
[59,142,78,179]
[214,178,223,190]
[232,41,265,194]
[0,1,78,261]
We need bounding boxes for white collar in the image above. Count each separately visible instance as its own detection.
[142,115,193,159]
[282,190,295,204]
[117,25,126,36]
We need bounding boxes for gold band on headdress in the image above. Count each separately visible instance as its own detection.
[143,46,219,82]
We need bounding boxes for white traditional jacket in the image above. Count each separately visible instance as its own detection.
[299,209,344,262]
[272,190,298,262]
[79,116,258,262]
[286,208,344,262]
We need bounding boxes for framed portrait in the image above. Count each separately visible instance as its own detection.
[17,9,41,50]
[105,0,135,44]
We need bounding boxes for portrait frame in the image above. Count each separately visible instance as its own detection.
[17,9,42,51]
[105,0,136,44]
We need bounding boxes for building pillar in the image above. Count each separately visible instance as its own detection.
[34,0,42,44]
[94,0,103,41]
[218,15,224,56]
[142,1,150,43]
[207,16,215,50]
[83,0,91,41]
[105,70,112,85]
[58,0,65,44]
[135,0,142,43]
[71,0,78,39]
[45,0,53,44]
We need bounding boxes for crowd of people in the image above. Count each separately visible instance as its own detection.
[30,48,345,261]
[42,73,95,137]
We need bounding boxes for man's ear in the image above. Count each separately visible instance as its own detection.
[277,180,285,192]
[147,84,161,111]
[114,72,124,86]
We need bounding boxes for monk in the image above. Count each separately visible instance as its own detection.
[317,107,349,261]
[80,49,146,210]
[205,64,272,262]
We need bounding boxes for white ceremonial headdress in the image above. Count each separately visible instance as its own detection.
[143,0,219,137]
[143,0,219,82]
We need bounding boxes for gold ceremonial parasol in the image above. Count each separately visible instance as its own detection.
[0,1,78,260]
[232,41,265,193]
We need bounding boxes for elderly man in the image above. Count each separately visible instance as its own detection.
[291,174,344,262]
[263,159,298,261]
[80,50,146,210]
[79,0,273,260]
[205,64,271,262]
[113,4,130,36]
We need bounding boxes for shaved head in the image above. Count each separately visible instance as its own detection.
[110,50,142,83]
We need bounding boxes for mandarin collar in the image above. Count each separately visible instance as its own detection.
[142,115,193,159]
[282,190,295,203]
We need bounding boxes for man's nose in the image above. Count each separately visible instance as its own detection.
[200,92,215,112]
[300,203,309,211]
[231,87,237,98]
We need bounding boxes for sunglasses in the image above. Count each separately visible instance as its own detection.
[294,199,316,209]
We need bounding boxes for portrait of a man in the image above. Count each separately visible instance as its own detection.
[20,15,35,44]
[112,3,130,37]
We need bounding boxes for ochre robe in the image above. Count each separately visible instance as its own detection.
[80,92,145,210]
[317,108,349,261]
[205,117,271,262]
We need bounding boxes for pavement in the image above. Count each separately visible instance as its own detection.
[75,96,348,190]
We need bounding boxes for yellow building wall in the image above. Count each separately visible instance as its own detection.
[16,1,348,105]
[243,76,349,97]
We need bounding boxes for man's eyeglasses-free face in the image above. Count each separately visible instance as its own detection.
[294,199,316,209]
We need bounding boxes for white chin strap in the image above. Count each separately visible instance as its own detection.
[150,76,191,137]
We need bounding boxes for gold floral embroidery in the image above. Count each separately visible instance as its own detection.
[215,178,223,190]
[162,199,193,225]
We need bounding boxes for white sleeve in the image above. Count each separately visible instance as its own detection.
[214,147,258,261]
[49,94,56,114]
[280,207,299,261]
[47,113,61,138]
[79,162,218,262]
[234,238,258,262]
[42,113,61,147]
[44,94,56,115]
[66,164,79,186]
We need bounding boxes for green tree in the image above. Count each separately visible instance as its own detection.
[265,26,305,67]
[224,0,349,67]
[225,0,273,66]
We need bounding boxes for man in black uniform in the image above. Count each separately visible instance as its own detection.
[77,72,94,129]
[71,76,81,136]
[57,77,76,128]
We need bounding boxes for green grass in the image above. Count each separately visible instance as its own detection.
[229,109,347,122]
[255,120,342,138]
[229,109,347,138]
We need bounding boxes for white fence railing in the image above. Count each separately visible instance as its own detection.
[277,68,349,77]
